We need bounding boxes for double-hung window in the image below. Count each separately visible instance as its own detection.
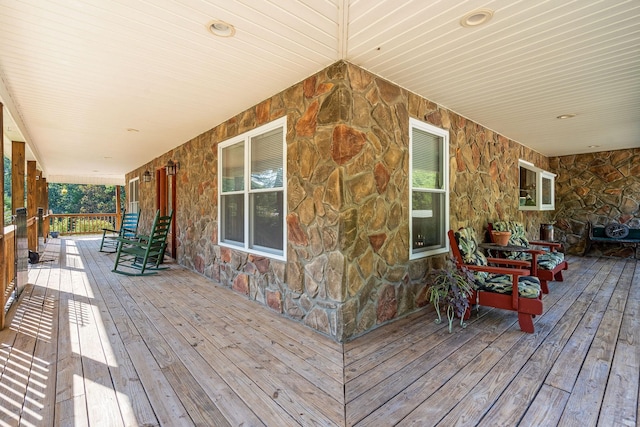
[128,177,139,214]
[409,118,449,259]
[219,117,286,259]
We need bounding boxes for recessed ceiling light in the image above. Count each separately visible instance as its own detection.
[588,145,600,148]
[207,19,236,37]
[556,114,577,119]
[460,9,494,28]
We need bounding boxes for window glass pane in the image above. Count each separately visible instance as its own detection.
[519,166,537,206]
[222,143,245,192]
[541,176,552,205]
[251,128,283,190]
[129,179,139,213]
[412,191,444,252]
[221,194,244,244]
[412,128,442,189]
[250,191,283,251]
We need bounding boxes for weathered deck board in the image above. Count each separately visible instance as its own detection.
[145,272,344,425]
[386,257,596,426]
[598,260,640,426]
[558,259,637,426]
[474,257,618,426]
[0,237,637,427]
[82,240,181,426]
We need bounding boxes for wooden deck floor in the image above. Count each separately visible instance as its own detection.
[0,237,638,426]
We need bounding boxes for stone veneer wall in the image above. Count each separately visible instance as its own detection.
[550,149,640,257]
[127,61,551,342]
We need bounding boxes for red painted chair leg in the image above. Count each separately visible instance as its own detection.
[540,280,549,294]
[554,270,564,282]
[517,312,535,333]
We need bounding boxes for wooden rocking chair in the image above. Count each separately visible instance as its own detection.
[449,227,543,333]
[99,210,140,252]
[112,210,173,276]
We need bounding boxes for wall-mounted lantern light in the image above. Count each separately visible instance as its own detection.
[142,170,152,182]
[165,159,180,176]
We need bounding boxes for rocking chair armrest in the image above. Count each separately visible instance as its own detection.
[116,236,143,245]
[102,227,117,233]
[486,257,530,268]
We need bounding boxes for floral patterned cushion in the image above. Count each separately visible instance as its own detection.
[480,274,541,299]
[513,251,565,270]
[492,221,565,269]
[454,227,489,283]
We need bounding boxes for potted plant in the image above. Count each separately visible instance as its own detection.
[426,258,476,333]
[490,230,511,246]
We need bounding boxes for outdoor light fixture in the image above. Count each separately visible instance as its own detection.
[165,160,180,176]
[142,170,152,182]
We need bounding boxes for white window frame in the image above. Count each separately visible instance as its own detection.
[128,177,139,214]
[218,117,287,260]
[409,118,449,259]
[519,159,556,211]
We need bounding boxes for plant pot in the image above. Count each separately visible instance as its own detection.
[491,230,511,246]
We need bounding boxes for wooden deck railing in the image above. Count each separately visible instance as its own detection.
[1,224,18,329]
[2,226,16,292]
[48,213,119,235]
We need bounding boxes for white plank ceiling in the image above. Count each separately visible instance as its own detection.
[1,0,639,185]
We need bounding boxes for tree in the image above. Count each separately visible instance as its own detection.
[48,183,123,214]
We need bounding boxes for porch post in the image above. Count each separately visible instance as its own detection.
[37,170,46,214]
[115,184,122,226]
[11,140,25,213]
[42,177,49,239]
[0,102,5,328]
[44,178,48,213]
[27,160,37,250]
